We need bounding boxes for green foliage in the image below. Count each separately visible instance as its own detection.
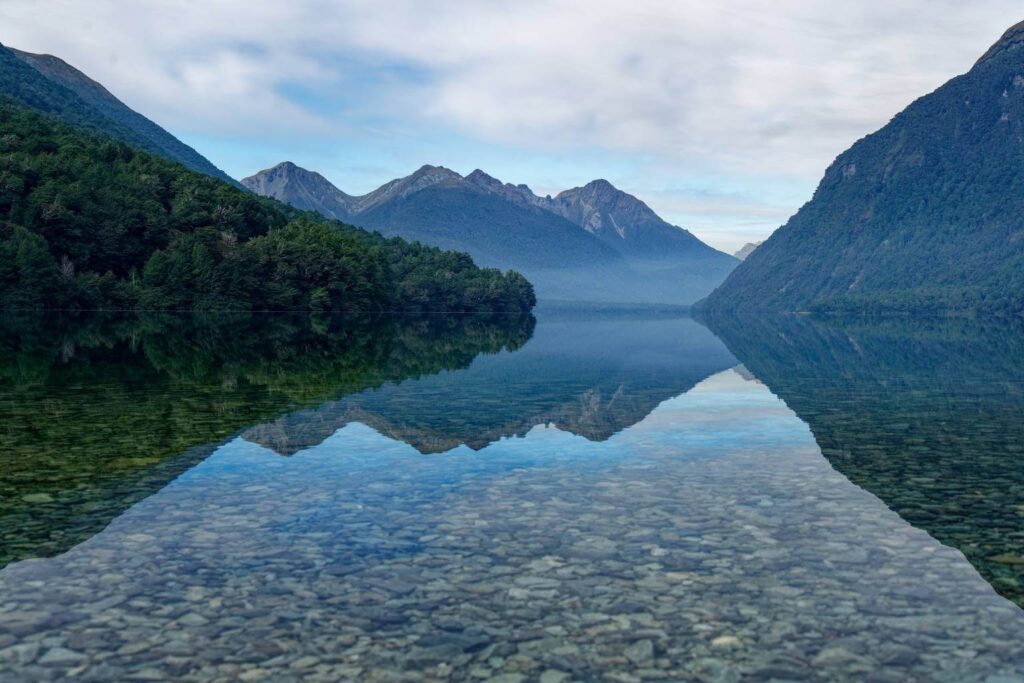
[379,233,538,312]
[0,101,535,313]
[0,225,58,309]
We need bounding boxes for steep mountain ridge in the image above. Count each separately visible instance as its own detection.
[1,43,239,187]
[976,19,1024,66]
[243,163,738,304]
[701,20,1024,316]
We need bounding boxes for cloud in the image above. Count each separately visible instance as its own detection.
[1,0,1021,250]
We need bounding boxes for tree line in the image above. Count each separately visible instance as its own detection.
[0,101,536,312]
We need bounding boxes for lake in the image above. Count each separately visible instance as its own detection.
[1,310,1023,682]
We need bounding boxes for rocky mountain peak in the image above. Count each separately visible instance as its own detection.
[410,164,461,181]
[242,161,318,189]
[734,241,764,260]
[558,179,647,212]
[582,178,617,193]
[391,164,464,196]
[464,169,544,208]
[266,161,300,176]
[241,162,354,219]
[348,164,465,214]
[465,169,503,189]
[551,180,662,238]
[976,20,1024,67]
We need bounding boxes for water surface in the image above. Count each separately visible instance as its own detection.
[0,311,1022,681]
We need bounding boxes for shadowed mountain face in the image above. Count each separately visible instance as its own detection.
[242,314,738,455]
[0,313,533,568]
[0,43,239,187]
[702,20,1024,316]
[705,312,1024,606]
[243,163,737,305]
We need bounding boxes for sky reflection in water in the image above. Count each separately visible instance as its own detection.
[0,312,1022,681]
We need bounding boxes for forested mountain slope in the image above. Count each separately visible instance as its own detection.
[0,102,535,313]
[701,20,1024,316]
[0,42,239,187]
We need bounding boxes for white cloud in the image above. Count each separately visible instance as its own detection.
[1,0,1021,251]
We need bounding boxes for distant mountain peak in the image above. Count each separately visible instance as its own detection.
[351,164,464,213]
[558,179,646,209]
[464,169,544,208]
[411,163,460,178]
[241,162,354,220]
[390,164,464,194]
[465,168,501,186]
[976,19,1024,66]
[583,178,616,192]
[550,179,692,245]
[733,241,763,260]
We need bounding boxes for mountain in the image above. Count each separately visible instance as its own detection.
[352,166,644,302]
[701,20,1024,316]
[241,161,354,219]
[543,179,718,262]
[734,241,762,260]
[0,101,535,313]
[243,163,738,304]
[0,42,239,187]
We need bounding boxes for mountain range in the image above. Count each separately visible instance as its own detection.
[1,39,737,306]
[702,20,1024,317]
[0,42,239,187]
[243,162,738,304]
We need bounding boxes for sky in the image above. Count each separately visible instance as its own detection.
[1,1,1021,253]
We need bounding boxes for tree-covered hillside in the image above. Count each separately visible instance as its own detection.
[0,42,239,187]
[0,102,535,312]
[701,21,1024,317]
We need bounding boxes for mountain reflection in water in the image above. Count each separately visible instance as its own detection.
[706,312,1024,606]
[0,312,533,568]
[1,310,1023,681]
[242,315,738,455]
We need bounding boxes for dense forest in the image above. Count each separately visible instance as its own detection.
[700,23,1024,317]
[0,102,535,312]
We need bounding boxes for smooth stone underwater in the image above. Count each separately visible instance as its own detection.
[1,370,1022,682]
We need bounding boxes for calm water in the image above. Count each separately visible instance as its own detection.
[0,311,1022,681]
